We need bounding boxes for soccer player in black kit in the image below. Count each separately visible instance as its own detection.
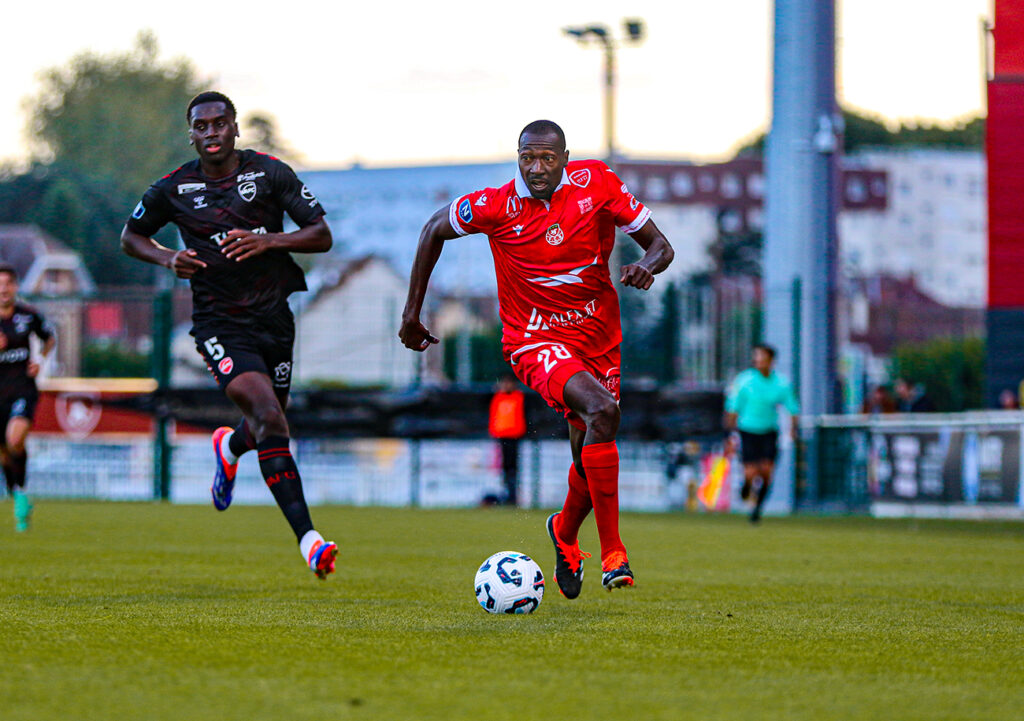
[120,92,338,579]
[0,264,56,532]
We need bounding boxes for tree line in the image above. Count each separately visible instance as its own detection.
[0,32,291,287]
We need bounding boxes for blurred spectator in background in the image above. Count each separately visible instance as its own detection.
[863,385,896,415]
[488,374,526,505]
[895,378,935,413]
[998,388,1019,410]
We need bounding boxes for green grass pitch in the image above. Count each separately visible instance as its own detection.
[1,501,1022,721]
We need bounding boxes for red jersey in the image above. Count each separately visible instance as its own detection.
[449,159,651,355]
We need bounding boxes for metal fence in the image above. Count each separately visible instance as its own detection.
[26,272,763,391]
[23,434,691,512]
[675,276,760,384]
[798,411,1024,518]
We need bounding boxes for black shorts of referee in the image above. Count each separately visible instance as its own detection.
[738,430,779,464]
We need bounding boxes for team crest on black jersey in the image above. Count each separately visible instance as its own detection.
[238,181,257,202]
[13,314,31,334]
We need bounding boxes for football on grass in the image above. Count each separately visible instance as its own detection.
[474,551,544,614]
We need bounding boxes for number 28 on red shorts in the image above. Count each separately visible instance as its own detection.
[507,342,620,428]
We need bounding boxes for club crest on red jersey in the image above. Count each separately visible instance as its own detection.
[545,223,565,246]
[569,168,592,188]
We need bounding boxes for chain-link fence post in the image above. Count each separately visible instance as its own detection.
[151,287,172,500]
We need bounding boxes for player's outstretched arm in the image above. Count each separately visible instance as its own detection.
[120,226,208,279]
[620,219,674,291]
[219,217,332,262]
[399,205,461,352]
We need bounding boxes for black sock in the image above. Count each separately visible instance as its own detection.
[257,436,313,542]
[7,450,26,490]
[754,478,770,513]
[228,419,256,459]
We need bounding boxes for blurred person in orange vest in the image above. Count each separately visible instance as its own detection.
[489,374,527,505]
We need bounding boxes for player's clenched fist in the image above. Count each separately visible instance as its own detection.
[399,317,439,352]
[620,262,655,290]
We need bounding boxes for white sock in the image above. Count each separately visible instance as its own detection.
[220,431,239,465]
[299,530,324,563]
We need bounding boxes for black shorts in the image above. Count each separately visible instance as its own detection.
[0,387,39,424]
[193,307,295,393]
[739,430,778,464]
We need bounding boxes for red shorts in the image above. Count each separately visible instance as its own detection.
[506,342,620,431]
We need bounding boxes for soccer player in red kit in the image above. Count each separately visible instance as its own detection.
[399,120,673,597]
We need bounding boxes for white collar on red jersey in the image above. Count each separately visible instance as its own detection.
[514,167,572,199]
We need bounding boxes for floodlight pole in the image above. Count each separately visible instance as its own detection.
[764,0,841,510]
[604,38,616,166]
[563,19,645,167]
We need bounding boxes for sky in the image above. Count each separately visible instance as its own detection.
[0,0,990,170]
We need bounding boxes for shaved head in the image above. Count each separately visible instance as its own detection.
[519,120,566,151]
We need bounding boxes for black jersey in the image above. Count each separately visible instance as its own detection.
[0,303,54,398]
[126,149,326,324]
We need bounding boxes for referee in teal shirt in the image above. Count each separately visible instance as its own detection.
[724,344,800,523]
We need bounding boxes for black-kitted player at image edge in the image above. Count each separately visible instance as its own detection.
[121,92,338,579]
[0,264,55,532]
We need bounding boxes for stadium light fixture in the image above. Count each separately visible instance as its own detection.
[562,19,646,166]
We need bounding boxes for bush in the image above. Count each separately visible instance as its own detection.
[81,341,150,378]
[890,336,984,411]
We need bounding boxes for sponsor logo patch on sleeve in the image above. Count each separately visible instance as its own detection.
[458,197,474,224]
[131,202,146,220]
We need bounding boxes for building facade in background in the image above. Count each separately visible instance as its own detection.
[294,255,416,388]
[299,150,984,388]
[841,149,985,308]
[305,150,985,309]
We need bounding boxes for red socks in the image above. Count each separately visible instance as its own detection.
[556,441,625,563]
[556,462,593,545]
[581,441,625,563]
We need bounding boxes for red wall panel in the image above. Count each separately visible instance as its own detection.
[987,81,1024,307]
[995,0,1024,76]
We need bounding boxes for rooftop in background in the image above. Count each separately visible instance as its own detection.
[0,224,95,296]
[847,273,984,356]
